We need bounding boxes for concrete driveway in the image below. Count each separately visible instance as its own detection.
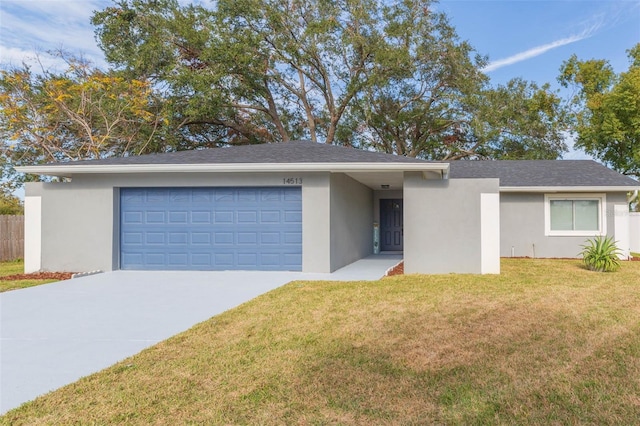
[0,255,400,414]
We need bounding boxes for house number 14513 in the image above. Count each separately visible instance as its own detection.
[283,178,303,185]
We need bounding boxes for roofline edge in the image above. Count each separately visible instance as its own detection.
[15,162,449,177]
[500,185,640,193]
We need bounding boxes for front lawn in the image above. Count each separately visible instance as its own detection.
[0,260,59,293]
[3,259,640,424]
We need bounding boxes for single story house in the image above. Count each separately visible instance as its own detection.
[16,140,639,275]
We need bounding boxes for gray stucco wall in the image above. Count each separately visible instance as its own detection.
[329,173,373,271]
[28,172,334,273]
[500,192,628,258]
[302,173,331,272]
[26,181,116,272]
[403,174,499,274]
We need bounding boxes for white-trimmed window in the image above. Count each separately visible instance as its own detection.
[544,194,606,236]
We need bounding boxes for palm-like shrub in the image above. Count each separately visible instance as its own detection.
[579,235,622,272]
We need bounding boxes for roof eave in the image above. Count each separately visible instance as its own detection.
[500,185,640,193]
[15,162,449,178]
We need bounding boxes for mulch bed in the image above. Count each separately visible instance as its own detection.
[386,261,404,276]
[0,272,73,281]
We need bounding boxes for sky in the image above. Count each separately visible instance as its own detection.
[1,0,639,158]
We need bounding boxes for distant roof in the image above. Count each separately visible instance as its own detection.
[448,160,638,188]
[53,140,427,165]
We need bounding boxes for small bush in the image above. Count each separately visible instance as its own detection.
[579,235,621,272]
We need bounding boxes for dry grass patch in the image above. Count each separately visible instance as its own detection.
[3,259,640,424]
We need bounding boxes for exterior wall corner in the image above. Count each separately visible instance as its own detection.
[24,193,42,273]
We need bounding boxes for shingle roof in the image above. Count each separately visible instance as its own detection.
[448,160,638,187]
[25,141,638,188]
[57,140,427,165]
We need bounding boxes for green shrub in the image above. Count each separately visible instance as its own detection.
[579,235,622,272]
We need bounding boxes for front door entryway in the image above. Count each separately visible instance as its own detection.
[380,199,403,251]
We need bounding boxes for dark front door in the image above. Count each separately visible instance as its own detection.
[380,199,403,251]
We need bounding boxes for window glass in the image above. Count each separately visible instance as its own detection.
[574,200,599,230]
[550,200,574,230]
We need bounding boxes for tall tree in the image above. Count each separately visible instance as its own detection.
[559,44,640,177]
[0,0,569,170]
[347,1,489,158]
[465,78,568,160]
[92,0,568,159]
[0,55,169,183]
[93,0,389,145]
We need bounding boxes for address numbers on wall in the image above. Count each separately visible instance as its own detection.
[283,178,303,185]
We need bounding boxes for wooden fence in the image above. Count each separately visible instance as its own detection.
[0,215,24,262]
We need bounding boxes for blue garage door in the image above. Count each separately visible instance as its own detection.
[120,187,302,271]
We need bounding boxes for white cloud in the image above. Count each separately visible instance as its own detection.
[482,34,588,72]
[0,0,109,70]
[482,12,607,73]
[482,34,589,72]
[0,45,68,70]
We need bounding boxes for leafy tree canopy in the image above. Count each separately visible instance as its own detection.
[91,0,568,159]
[0,53,172,184]
[0,189,23,215]
[559,43,640,177]
[1,0,570,185]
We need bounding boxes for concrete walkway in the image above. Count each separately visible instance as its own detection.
[0,254,401,414]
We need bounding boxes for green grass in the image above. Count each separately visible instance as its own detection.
[0,260,58,292]
[632,252,640,258]
[3,259,640,424]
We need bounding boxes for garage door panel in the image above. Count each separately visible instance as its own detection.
[191,232,211,244]
[237,211,258,223]
[120,187,302,271]
[284,232,302,244]
[237,232,258,244]
[261,190,281,201]
[146,232,165,244]
[261,232,280,244]
[146,190,168,203]
[122,232,143,245]
[238,189,258,201]
[237,253,258,266]
[214,211,234,223]
[122,190,145,203]
[261,211,280,222]
[146,253,166,265]
[123,211,143,224]
[168,232,188,245]
[190,253,210,266]
[284,210,302,223]
[168,211,188,223]
[214,253,234,266]
[122,252,143,265]
[191,188,212,202]
[191,211,212,223]
[168,253,189,266]
[214,232,234,244]
[215,190,235,202]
